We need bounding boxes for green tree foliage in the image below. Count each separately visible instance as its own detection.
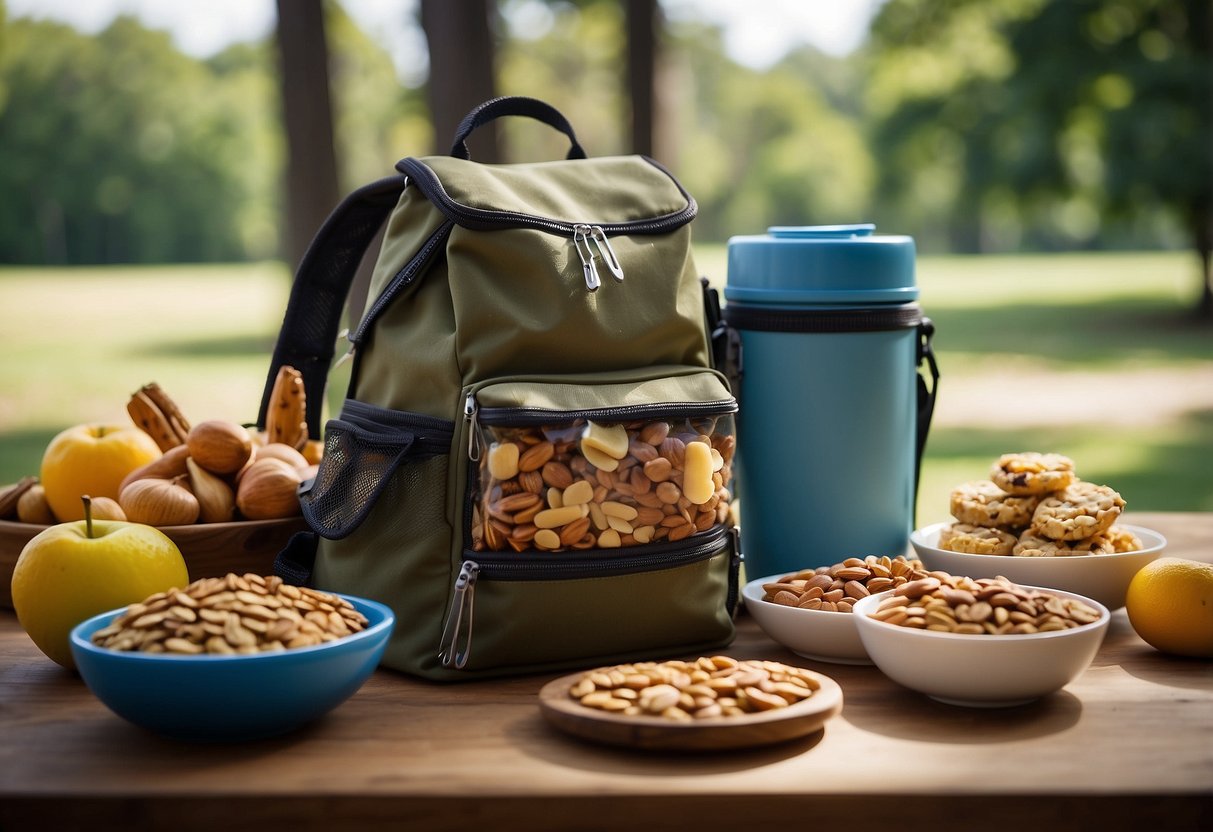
[1,0,1204,279]
[497,0,631,159]
[327,2,430,184]
[0,6,428,266]
[663,22,874,240]
[866,0,1211,312]
[0,17,270,263]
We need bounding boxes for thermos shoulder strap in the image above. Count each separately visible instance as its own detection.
[256,174,408,438]
[915,319,940,525]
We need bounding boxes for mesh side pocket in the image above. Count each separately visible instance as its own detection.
[303,418,438,540]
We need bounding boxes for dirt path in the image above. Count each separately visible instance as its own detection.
[932,365,1213,429]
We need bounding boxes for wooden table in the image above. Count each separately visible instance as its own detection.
[2,511,1211,831]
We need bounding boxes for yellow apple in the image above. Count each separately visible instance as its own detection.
[40,423,162,522]
[11,497,189,669]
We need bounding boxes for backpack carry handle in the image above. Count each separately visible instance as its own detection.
[450,96,588,161]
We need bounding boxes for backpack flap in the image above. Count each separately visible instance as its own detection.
[348,153,708,420]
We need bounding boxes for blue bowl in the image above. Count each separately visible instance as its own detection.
[70,593,394,742]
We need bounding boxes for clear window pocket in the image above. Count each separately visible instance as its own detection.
[466,372,737,555]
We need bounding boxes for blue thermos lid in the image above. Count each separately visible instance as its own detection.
[725,224,918,305]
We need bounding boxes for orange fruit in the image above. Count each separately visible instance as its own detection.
[40,423,162,521]
[1125,557,1213,658]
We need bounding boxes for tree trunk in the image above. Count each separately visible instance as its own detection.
[275,0,340,273]
[625,0,657,157]
[420,0,499,162]
[1193,206,1212,321]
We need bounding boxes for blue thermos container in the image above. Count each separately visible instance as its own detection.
[723,225,939,578]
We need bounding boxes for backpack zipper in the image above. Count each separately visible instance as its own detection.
[438,527,731,669]
[571,224,626,292]
[572,224,601,291]
[397,156,697,237]
[463,394,738,462]
[352,218,454,345]
[398,156,693,294]
[437,559,480,669]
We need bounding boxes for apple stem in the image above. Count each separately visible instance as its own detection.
[82,495,94,538]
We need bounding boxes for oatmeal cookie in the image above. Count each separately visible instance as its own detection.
[990,452,1075,496]
[939,523,1018,555]
[1103,526,1143,553]
[1030,481,1125,541]
[949,480,1039,528]
[1013,529,1117,557]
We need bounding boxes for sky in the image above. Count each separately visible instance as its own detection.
[3,0,887,78]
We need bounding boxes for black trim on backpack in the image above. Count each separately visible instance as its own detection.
[273,529,320,587]
[450,95,588,161]
[396,156,697,237]
[257,174,408,439]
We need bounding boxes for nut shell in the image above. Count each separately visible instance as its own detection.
[186,457,236,523]
[254,443,309,470]
[87,496,127,522]
[187,421,253,476]
[119,444,190,493]
[236,458,303,520]
[119,476,200,526]
[17,484,56,525]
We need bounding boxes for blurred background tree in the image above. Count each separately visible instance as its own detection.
[0,0,1208,314]
[867,0,1212,315]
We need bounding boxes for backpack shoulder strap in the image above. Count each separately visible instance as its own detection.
[256,174,408,438]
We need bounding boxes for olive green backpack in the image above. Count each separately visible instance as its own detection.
[261,97,740,680]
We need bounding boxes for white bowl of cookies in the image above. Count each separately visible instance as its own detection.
[911,452,1166,609]
[742,555,931,665]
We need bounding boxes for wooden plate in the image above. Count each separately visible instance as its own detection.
[0,516,307,609]
[538,666,844,752]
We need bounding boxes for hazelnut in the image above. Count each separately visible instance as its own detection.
[119,476,200,526]
[187,420,253,475]
[236,458,303,520]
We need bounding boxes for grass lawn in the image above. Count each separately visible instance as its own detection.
[2,250,1210,523]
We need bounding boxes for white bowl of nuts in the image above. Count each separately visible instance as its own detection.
[852,574,1110,708]
[911,522,1166,610]
[742,555,931,665]
[69,573,394,741]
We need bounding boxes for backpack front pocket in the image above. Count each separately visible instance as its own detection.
[440,527,739,673]
[464,368,737,555]
[440,367,740,673]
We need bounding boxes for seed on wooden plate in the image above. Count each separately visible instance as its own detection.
[568,657,820,721]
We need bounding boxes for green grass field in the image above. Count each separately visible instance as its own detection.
[2,250,1210,522]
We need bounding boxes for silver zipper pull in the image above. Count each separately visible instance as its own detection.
[590,226,624,282]
[464,394,481,461]
[438,560,480,669]
[572,224,601,292]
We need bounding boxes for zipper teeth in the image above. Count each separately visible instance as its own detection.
[400,158,696,236]
[470,528,728,580]
[477,399,738,427]
[353,219,454,343]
